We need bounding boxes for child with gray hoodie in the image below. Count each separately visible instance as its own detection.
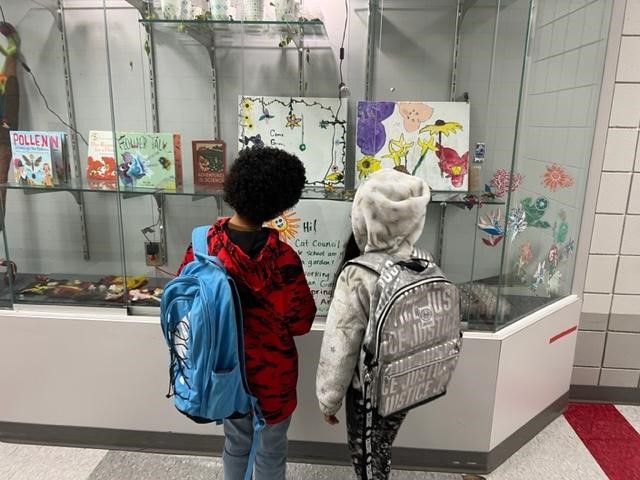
[316,168,431,480]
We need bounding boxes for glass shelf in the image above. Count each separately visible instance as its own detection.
[0,182,355,201]
[430,191,506,206]
[0,271,168,309]
[2,181,507,205]
[138,18,329,49]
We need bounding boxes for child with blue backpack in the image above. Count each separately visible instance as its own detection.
[176,146,317,480]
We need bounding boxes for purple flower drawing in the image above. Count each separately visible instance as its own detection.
[357,101,396,156]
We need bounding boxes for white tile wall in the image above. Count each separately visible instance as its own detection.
[595,172,632,213]
[628,174,640,213]
[615,256,640,294]
[621,215,640,254]
[584,255,618,293]
[603,332,640,369]
[609,294,640,332]
[610,83,640,127]
[575,331,607,366]
[590,214,625,254]
[571,366,601,385]
[600,368,640,387]
[576,0,640,391]
[623,0,640,34]
[583,293,613,314]
[603,128,638,171]
[616,36,640,81]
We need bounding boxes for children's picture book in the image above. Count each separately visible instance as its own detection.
[115,132,182,190]
[87,130,116,187]
[192,140,225,188]
[49,132,69,184]
[9,131,60,187]
[238,95,347,188]
[355,101,470,191]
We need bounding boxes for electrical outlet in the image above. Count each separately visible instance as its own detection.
[145,241,165,266]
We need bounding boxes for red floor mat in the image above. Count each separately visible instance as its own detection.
[564,403,640,480]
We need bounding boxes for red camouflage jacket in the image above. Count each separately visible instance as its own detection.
[178,218,316,424]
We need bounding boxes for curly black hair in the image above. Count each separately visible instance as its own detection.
[223,147,307,224]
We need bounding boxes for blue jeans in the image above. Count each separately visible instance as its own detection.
[223,415,291,480]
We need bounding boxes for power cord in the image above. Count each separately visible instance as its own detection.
[0,3,88,145]
[336,0,349,119]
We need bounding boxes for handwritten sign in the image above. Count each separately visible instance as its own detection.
[266,199,352,316]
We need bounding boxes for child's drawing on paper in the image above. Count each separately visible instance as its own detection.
[265,209,300,242]
[355,101,470,191]
[239,96,347,188]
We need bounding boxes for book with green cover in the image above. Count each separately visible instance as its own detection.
[115,132,180,190]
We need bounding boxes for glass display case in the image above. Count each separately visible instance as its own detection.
[0,0,613,331]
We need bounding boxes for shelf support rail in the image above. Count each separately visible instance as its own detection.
[56,0,90,260]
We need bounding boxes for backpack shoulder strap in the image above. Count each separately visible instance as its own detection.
[345,252,390,275]
[411,248,434,262]
[192,225,211,256]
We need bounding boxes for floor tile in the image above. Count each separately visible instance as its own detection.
[87,451,222,480]
[617,405,640,433]
[484,417,607,480]
[0,442,107,480]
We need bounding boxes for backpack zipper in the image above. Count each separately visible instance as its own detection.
[382,352,459,384]
[372,276,450,364]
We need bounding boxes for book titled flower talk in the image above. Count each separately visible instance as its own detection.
[116,132,182,190]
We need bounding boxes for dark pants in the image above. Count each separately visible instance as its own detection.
[345,385,407,480]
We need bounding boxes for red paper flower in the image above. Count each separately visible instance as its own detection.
[541,164,574,192]
[490,169,524,198]
[436,145,468,187]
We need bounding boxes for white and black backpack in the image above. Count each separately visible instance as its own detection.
[347,249,462,417]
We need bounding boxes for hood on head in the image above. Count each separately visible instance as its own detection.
[352,168,430,256]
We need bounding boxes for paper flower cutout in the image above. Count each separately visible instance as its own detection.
[507,206,527,242]
[477,209,505,246]
[521,196,551,228]
[547,270,562,294]
[531,261,547,291]
[542,164,574,191]
[490,169,524,198]
[553,211,569,243]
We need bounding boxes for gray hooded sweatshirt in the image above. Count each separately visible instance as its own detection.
[316,168,431,416]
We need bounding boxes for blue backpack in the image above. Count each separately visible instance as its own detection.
[160,225,265,480]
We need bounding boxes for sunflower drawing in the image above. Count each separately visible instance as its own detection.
[266,210,300,242]
[356,155,382,179]
[419,119,463,144]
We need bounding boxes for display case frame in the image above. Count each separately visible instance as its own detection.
[0,0,614,332]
